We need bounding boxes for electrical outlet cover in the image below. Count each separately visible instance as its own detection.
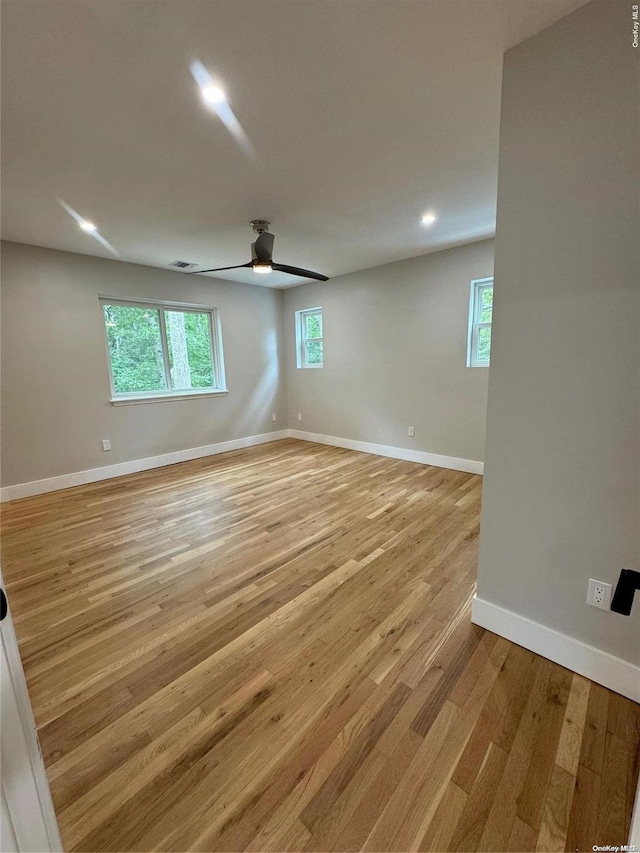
[587,578,612,610]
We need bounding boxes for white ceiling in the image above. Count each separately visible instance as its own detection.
[1,0,589,288]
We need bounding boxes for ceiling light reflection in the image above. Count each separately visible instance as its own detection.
[57,199,119,256]
[189,60,255,160]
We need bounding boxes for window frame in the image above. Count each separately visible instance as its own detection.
[466,277,494,368]
[99,295,227,404]
[295,307,323,369]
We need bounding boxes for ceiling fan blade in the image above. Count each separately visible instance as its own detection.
[187,263,252,275]
[272,263,329,282]
[253,231,275,262]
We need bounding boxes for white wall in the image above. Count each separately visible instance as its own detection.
[0,242,286,487]
[477,0,640,667]
[284,239,494,464]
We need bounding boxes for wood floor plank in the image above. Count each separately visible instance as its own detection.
[535,764,575,852]
[302,748,388,851]
[565,763,600,853]
[300,682,412,833]
[449,742,509,852]
[555,674,590,777]
[241,677,379,853]
[476,659,557,851]
[596,731,633,844]
[516,667,573,830]
[451,643,537,797]
[1,439,637,853]
[410,622,484,737]
[418,781,468,852]
[361,700,462,852]
[508,818,539,852]
[324,728,423,853]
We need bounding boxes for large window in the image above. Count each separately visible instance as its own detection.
[467,278,493,367]
[295,307,323,368]
[101,298,226,402]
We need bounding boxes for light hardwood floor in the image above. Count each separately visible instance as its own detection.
[2,439,639,852]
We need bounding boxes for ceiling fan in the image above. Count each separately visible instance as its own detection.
[188,220,329,281]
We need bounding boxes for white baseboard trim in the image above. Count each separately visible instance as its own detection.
[1,428,482,502]
[472,595,640,703]
[287,429,484,475]
[0,431,289,502]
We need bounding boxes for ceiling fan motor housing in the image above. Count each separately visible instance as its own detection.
[250,219,270,234]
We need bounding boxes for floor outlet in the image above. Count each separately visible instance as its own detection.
[587,578,612,610]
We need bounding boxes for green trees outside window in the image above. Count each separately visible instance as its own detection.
[102,302,221,396]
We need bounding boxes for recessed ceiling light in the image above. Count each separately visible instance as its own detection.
[252,264,273,275]
[421,213,437,226]
[201,84,226,105]
[57,199,119,256]
[189,60,254,158]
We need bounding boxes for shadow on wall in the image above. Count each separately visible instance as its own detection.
[231,327,281,437]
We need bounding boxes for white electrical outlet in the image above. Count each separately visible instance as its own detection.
[101,439,111,451]
[297,413,302,422]
[587,578,612,610]
[408,426,415,437]
[271,413,277,422]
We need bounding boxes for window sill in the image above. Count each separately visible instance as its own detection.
[110,389,229,406]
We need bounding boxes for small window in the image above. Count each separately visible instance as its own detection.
[467,278,493,367]
[101,298,226,401]
[296,307,323,368]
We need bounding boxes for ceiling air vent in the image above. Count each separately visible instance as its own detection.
[169,260,196,270]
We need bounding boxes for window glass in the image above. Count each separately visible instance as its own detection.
[305,312,322,339]
[477,325,492,363]
[467,279,494,367]
[304,340,323,365]
[296,307,324,368]
[101,300,225,398]
[165,311,214,390]
[103,304,168,394]
[479,287,493,323]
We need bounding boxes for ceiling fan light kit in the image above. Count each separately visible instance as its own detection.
[188,221,329,282]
